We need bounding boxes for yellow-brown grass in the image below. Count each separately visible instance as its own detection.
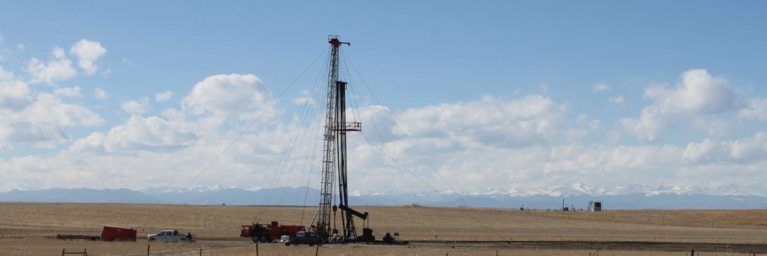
[1,203,767,255]
[2,239,749,256]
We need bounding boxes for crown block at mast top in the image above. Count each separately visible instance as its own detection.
[328,35,359,132]
[328,35,350,47]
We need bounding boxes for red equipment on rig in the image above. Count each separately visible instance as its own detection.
[240,221,305,243]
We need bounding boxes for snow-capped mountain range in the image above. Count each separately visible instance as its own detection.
[479,183,767,197]
[3,183,767,209]
[143,183,767,198]
[141,184,263,194]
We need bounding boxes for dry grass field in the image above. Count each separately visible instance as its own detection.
[1,203,766,255]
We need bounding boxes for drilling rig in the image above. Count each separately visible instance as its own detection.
[310,35,375,243]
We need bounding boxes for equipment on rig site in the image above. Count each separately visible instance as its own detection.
[588,201,602,211]
[240,221,306,243]
[383,233,395,243]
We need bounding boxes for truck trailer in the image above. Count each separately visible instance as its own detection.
[55,225,136,242]
[101,225,137,241]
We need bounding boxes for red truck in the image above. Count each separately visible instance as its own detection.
[241,221,305,243]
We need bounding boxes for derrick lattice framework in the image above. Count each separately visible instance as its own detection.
[316,35,361,241]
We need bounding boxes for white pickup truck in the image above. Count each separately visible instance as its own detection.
[147,230,196,242]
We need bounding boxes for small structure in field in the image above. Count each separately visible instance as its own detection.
[587,201,602,211]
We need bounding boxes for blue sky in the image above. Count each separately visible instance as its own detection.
[1,1,766,194]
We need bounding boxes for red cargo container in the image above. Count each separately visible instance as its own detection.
[241,221,305,243]
[101,225,137,241]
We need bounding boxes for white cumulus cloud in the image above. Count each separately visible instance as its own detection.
[618,69,743,142]
[23,93,103,127]
[121,97,150,114]
[683,132,767,164]
[54,86,82,98]
[0,92,102,147]
[395,95,569,148]
[5,61,767,195]
[70,39,107,75]
[181,74,274,120]
[1,67,99,148]
[155,91,173,102]
[739,98,767,122]
[644,70,742,115]
[0,67,33,111]
[25,47,77,86]
[292,90,316,106]
[691,118,732,137]
[593,83,611,91]
[101,115,198,153]
[95,87,109,100]
[161,108,185,121]
[609,95,624,104]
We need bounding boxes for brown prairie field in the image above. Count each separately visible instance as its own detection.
[1,203,767,255]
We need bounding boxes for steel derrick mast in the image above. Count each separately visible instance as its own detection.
[315,35,364,241]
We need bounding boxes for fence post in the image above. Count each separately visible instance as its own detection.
[256,242,259,256]
[315,246,319,256]
[691,248,694,256]
[199,248,202,256]
[147,244,150,256]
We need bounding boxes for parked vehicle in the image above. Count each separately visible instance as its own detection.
[101,225,137,241]
[283,231,323,246]
[240,221,305,243]
[147,230,196,242]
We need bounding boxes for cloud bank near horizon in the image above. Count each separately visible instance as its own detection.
[1,38,767,196]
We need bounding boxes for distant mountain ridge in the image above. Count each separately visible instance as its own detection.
[485,183,767,197]
[1,184,766,210]
[138,183,767,197]
[343,183,767,198]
